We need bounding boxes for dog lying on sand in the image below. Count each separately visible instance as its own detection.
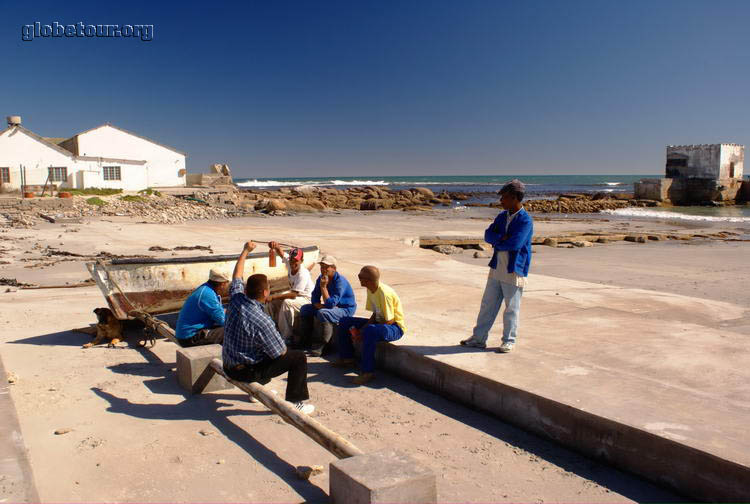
[80,307,123,348]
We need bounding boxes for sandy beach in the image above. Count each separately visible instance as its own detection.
[2,209,748,502]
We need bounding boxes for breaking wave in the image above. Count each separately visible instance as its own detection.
[602,208,750,222]
[236,179,388,188]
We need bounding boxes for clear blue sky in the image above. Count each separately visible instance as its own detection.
[3,0,749,177]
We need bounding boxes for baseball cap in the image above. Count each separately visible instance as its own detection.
[498,179,526,195]
[318,255,337,267]
[288,247,304,262]
[208,268,229,282]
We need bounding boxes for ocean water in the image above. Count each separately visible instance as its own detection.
[234,174,649,196]
[234,174,750,222]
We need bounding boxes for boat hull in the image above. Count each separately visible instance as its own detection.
[87,246,319,319]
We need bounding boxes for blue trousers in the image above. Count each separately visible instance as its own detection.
[471,277,523,345]
[299,303,351,324]
[337,316,404,373]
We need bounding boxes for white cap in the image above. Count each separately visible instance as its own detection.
[208,268,229,282]
[318,255,337,267]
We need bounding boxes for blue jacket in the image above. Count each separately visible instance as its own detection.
[176,283,225,339]
[485,208,534,277]
[311,271,357,315]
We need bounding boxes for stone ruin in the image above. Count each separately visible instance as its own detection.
[635,144,750,205]
[186,163,233,187]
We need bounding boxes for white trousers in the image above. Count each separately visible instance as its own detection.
[266,296,310,340]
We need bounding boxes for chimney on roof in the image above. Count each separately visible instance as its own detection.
[6,116,21,127]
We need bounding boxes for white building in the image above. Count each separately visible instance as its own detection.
[0,116,186,192]
[665,144,744,180]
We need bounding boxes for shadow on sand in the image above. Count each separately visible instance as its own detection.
[93,353,329,504]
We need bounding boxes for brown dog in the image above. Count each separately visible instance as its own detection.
[83,307,123,348]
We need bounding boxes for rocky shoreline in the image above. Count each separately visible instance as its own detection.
[0,184,658,228]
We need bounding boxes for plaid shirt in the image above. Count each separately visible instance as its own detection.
[222,278,286,368]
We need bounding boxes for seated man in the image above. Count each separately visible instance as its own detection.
[175,268,229,347]
[298,255,357,357]
[264,241,314,343]
[223,241,314,414]
[334,266,406,385]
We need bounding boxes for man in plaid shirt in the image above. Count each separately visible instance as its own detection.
[223,241,314,414]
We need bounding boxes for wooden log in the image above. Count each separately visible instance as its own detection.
[130,312,364,460]
[208,358,364,460]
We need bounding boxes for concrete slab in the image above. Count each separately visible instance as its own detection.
[330,448,436,504]
[175,344,233,394]
[0,354,39,502]
[364,264,750,502]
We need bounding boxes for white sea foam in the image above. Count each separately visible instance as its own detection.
[235,179,389,188]
[330,179,388,186]
[604,182,623,186]
[602,208,750,222]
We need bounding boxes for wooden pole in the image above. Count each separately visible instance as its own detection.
[131,311,364,459]
[208,358,364,459]
[131,311,179,344]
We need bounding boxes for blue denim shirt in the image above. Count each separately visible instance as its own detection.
[485,208,534,277]
[175,283,225,339]
[311,271,357,316]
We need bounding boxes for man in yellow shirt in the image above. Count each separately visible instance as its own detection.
[332,266,406,385]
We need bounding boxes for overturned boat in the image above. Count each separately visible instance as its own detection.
[87,246,320,320]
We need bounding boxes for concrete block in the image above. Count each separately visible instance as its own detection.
[330,449,436,504]
[176,344,233,394]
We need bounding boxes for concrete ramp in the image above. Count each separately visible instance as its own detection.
[355,253,750,502]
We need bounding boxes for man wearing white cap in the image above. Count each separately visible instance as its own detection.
[298,255,357,356]
[175,268,230,347]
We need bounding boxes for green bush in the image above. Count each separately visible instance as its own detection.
[86,197,106,206]
[69,188,122,196]
[119,195,146,203]
[138,187,162,197]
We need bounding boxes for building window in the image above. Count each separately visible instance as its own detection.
[0,167,9,183]
[103,166,121,181]
[48,166,67,182]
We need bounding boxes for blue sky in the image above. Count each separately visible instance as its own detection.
[2,0,749,177]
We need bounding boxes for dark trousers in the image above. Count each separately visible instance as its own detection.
[179,326,224,347]
[224,350,309,403]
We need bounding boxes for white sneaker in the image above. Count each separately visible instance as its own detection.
[294,402,315,415]
[496,342,514,353]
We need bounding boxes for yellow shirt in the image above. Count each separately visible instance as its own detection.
[366,282,407,334]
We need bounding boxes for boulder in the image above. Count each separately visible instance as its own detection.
[433,245,462,255]
[543,238,558,247]
[294,185,317,197]
[265,199,287,212]
[360,199,394,211]
[306,199,327,210]
[572,240,593,247]
[411,187,435,199]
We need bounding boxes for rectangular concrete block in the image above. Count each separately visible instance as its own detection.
[176,344,233,394]
[330,449,436,504]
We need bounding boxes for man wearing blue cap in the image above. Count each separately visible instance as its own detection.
[460,179,533,353]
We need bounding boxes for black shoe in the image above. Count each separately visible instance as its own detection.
[305,348,322,357]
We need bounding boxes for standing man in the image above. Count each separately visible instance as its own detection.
[175,269,229,347]
[265,242,314,344]
[460,179,533,353]
[223,241,314,414]
[334,266,406,385]
[298,255,357,356]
